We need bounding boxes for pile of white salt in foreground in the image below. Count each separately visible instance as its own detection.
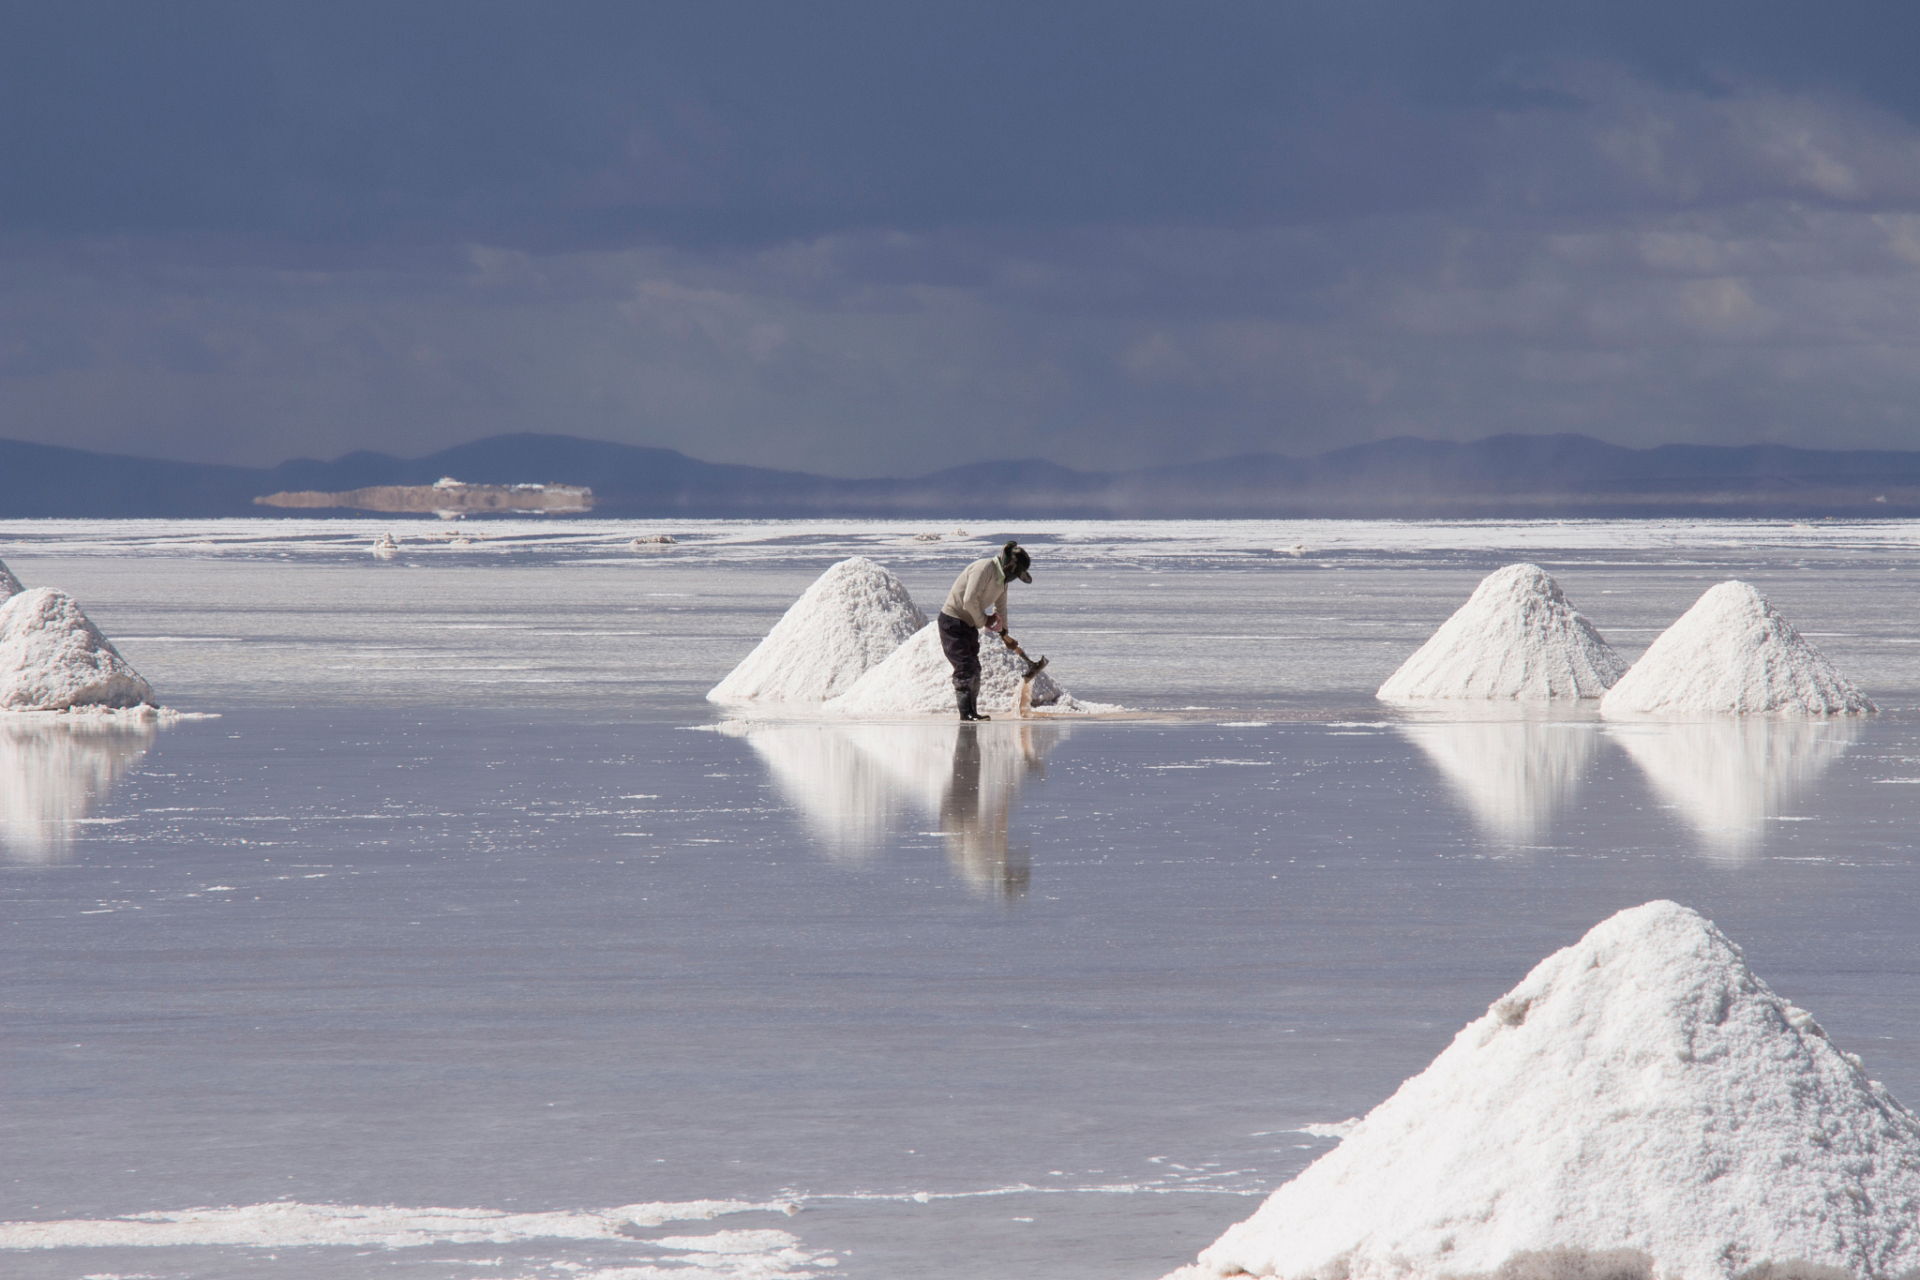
[1166,900,1920,1280]
[1602,581,1875,716]
[0,588,156,712]
[0,556,21,598]
[824,623,1115,716]
[707,557,927,704]
[1378,564,1627,701]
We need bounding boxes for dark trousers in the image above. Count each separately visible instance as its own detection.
[937,612,980,687]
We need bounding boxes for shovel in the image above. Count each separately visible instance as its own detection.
[1003,635,1048,682]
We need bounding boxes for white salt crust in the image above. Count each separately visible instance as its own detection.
[0,588,156,712]
[1378,564,1627,701]
[0,558,21,598]
[824,622,1114,717]
[1602,581,1875,716]
[706,557,927,704]
[1166,901,1920,1280]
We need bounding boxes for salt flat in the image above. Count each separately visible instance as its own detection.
[2,518,1918,1280]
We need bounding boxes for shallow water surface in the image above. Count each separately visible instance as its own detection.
[2,520,1919,1279]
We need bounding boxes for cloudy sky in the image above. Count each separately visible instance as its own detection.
[6,1,1920,476]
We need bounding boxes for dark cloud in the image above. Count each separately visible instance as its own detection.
[5,2,1920,471]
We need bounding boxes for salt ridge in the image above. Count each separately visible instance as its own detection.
[1168,901,1920,1280]
[0,588,155,712]
[1378,564,1626,701]
[1602,581,1875,716]
[0,1198,797,1250]
[707,557,926,704]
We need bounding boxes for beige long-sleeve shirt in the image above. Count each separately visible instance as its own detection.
[940,556,1009,631]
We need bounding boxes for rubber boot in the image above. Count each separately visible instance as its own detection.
[955,677,989,722]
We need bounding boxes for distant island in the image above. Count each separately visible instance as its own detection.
[254,477,593,515]
[8,431,1920,518]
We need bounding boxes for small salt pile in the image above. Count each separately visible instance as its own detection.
[1378,564,1626,701]
[1602,581,1874,716]
[824,623,1108,716]
[0,557,21,598]
[1165,900,1920,1280]
[707,557,927,704]
[0,588,156,712]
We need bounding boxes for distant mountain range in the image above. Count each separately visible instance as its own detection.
[8,432,1920,518]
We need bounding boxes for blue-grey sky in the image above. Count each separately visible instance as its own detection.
[6,1,1920,474]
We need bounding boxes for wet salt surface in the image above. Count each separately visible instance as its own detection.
[8,711,1920,1279]
[0,519,1918,1279]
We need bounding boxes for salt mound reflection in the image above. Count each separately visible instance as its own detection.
[0,717,154,862]
[729,720,1063,897]
[1607,717,1860,860]
[1396,719,1599,847]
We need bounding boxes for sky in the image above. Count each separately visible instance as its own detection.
[6,1,1920,477]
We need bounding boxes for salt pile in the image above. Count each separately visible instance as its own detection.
[1378,564,1626,701]
[0,557,20,598]
[1602,581,1874,716]
[708,557,927,704]
[0,588,156,712]
[1166,900,1920,1280]
[824,622,1109,716]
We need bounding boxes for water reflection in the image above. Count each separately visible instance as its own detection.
[0,717,155,863]
[728,720,1063,899]
[1396,719,1600,848]
[1607,717,1862,861]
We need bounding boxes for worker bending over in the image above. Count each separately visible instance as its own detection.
[938,541,1033,722]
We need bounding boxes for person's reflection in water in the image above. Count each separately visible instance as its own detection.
[0,717,156,863]
[940,723,1033,900]
[728,719,1061,896]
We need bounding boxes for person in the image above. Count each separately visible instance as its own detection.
[938,541,1033,721]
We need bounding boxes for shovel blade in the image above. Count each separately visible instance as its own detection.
[1020,654,1049,680]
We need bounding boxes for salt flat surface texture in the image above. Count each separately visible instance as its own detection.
[707,556,926,704]
[825,622,1109,716]
[0,588,154,712]
[1602,581,1875,716]
[1377,564,1626,701]
[1168,900,1920,1280]
[0,558,20,598]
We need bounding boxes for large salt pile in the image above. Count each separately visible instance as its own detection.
[824,623,1111,716]
[1602,581,1874,716]
[0,589,156,712]
[1166,900,1920,1280]
[707,557,927,704]
[0,560,20,598]
[1378,564,1627,701]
